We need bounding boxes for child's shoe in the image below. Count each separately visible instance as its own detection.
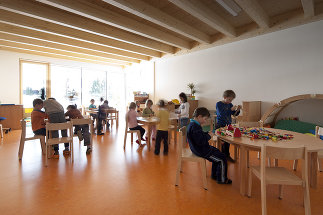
[141,137,146,141]
[63,148,71,155]
[163,151,168,155]
[136,140,141,145]
[86,147,92,155]
[77,130,83,141]
[53,150,59,159]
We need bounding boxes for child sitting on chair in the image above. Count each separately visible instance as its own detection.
[31,99,48,136]
[154,100,169,155]
[187,107,232,184]
[135,100,142,115]
[65,105,92,154]
[127,102,146,145]
[43,98,70,158]
[97,100,110,135]
[216,90,241,163]
[142,99,156,141]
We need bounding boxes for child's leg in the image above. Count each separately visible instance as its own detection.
[155,130,162,155]
[221,142,230,157]
[162,131,168,153]
[205,146,228,183]
[81,125,91,147]
[33,128,46,136]
[138,126,145,140]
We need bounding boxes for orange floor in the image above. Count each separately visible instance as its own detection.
[0,122,322,215]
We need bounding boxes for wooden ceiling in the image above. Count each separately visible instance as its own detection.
[0,0,322,67]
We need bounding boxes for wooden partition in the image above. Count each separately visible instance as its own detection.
[0,105,24,130]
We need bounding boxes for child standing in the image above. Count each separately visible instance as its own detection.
[216,90,241,162]
[65,105,92,154]
[127,102,145,145]
[142,99,156,141]
[187,107,232,184]
[31,99,48,136]
[154,100,169,155]
[175,92,190,128]
[43,98,70,158]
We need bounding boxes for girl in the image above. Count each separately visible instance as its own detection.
[142,99,156,141]
[127,102,146,145]
[176,92,190,128]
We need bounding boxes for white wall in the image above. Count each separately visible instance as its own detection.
[155,20,323,125]
[0,50,122,104]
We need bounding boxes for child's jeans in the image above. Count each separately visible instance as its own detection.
[155,130,168,154]
[179,117,190,128]
[33,128,46,136]
[48,112,69,151]
[203,146,228,183]
[75,125,91,146]
[129,125,145,139]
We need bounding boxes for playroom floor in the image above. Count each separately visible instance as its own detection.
[0,121,322,215]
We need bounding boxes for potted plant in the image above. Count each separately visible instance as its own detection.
[187,83,196,100]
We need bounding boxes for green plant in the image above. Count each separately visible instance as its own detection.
[187,83,196,96]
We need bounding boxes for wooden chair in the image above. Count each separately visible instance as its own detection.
[70,118,93,146]
[168,119,178,144]
[18,119,45,160]
[105,108,119,128]
[0,123,3,139]
[248,144,311,215]
[293,126,323,171]
[45,122,74,166]
[175,127,208,190]
[124,113,141,149]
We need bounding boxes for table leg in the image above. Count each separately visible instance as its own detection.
[240,146,248,196]
[147,124,151,151]
[309,152,318,188]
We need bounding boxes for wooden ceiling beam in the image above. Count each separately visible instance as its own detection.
[169,0,236,37]
[0,9,161,58]
[0,32,139,64]
[0,40,131,66]
[36,0,191,50]
[0,46,126,67]
[234,0,270,28]
[0,22,149,61]
[301,0,315,18]
[0,0,172,54]
[103,0,212,44]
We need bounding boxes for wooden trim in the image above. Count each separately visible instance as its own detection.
[0,22,150,61]
[234,0,270,28]
[36,0,191,50]
[103,0,212,44]
[0,9,162,58]
[301,0,315,18]
[169,0,236,37]
[0,0,175,54]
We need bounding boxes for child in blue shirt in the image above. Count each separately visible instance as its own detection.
[187,107,231,184]
[216,90,241,162]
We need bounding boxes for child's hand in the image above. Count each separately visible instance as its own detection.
[237,105,242,110]
[231,105,237,111]
[208,131,214,136]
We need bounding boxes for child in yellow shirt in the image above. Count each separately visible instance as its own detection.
[155,100,170,155]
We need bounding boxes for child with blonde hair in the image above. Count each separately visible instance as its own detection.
[127,102,146,145]
[154,100,169,155]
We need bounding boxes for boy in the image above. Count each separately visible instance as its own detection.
[89,99,96,109]
[65,105,92,154]
[187,107,232,184]
[31,99,48,136]
[43,98,69,158]
[216,90,241,162]
[154,100,169,155]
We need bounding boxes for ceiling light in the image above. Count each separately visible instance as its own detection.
[215,0,241,17]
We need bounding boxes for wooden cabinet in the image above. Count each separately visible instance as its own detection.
[188,100,198,118]
[0,105,24,130]
[241,101,261,122]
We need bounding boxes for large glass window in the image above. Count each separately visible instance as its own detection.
[82,69,107,108]
[106,71,125,110]
[51,65,82,109]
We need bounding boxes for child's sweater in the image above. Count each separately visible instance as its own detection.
[31,109,48,131]
[187,120,212,157]
[216,101,240,126]
[142,108,154,117]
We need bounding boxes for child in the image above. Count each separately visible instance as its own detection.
[43,98,70,158]
[89,99,96,109]
[135,100,142,115]
[127,102,146,145]
[175,92,190,128]
[97,100,110,135]
[65,105,92,154]
[142,99,156,141]
[187,107,232,184]
[31,99,48,136]
[154,100,169,155]
[216,90,241,163]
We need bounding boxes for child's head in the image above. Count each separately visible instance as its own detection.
[193,107,210,125]
[158,99,165,108]
[135,100,140,106]
[103,100,109,105]
[145,99,153,108]
[129,102,136,110]
[179,92,187,103]
[90,99,95,104]
[33,99,43,110]
[223,90,236,104]
[67,105,77,111]
[100,97,104,102]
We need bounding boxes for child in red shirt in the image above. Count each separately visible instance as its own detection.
[31,99,48,136]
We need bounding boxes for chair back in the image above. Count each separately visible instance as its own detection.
[315,126,323,137]
[71,118,91,126]
[238,121,263,128]
[46,122,73,131]
[261,144,305,161]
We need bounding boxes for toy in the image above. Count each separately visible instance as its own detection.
[233,128,241,137]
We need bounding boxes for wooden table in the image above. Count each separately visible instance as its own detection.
[215,128,323,196]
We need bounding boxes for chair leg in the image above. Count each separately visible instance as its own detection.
[247,150,250,168]
[175,159,182,186]
[71,141,74,163]
[247,169,252,197]
[131,133,133,143]
[45,145,48,167]
[0,124,3,138]
[40,137,46,155]
[317,158,322,172]
[278,185,283,199]
[18,137,25,160]
[200,160,208,190]
[293,160,298,171]
[123,132,127,149]
[261,179,267,215]
[304,180,311,215]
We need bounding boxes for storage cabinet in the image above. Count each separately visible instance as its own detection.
[241,101,261,122]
